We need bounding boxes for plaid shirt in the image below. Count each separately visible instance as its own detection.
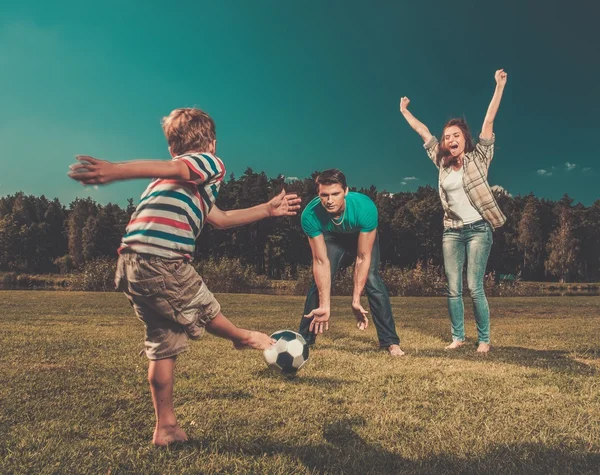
[424,134,506,229]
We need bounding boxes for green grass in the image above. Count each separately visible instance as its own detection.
[1,292,599,474]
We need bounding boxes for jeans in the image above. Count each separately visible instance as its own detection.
[442,220,493,344]
[299,233,400,347]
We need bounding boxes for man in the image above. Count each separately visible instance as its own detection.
[299,169,404,356]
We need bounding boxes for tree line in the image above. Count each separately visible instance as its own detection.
[1,168,599,283]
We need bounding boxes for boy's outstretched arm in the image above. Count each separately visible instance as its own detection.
[68,155,193,184]
[206,189,301,229]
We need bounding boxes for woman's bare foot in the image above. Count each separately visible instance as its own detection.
[444,340,465,350]
[387,344,405,356]
[153,424,188,447]
[476,342,490,353]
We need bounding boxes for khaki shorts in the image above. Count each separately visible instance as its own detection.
[115,253,221,360]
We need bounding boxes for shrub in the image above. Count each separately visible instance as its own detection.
[70,258,117,291]
[54,255,75,274]
[195,258,269,293]
[292,266,314,295]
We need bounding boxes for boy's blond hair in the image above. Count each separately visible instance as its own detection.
[161,108,216,156]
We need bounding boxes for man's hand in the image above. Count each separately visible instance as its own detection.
[304,307,330,334]
[68,155,117,185]
[351,302,369,330]
[267,189,302,217]
[399,96,410,113]
[495,69,507,87]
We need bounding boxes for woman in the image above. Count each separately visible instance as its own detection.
[400,69,508,353]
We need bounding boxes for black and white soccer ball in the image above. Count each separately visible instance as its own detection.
[263,330,309,375]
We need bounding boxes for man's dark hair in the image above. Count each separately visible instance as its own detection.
[315,169,347,189]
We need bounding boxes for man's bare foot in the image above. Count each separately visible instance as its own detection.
[153,424,188,447]
[387,344,405,357]
[233,330,275,350]
[444,340,465,350]
[476,342,490,353]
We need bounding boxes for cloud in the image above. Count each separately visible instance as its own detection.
[490,185,512,197]
[284,176,299,183]
[401,181,407,185]
[403,176,417,181]
[537,169,552,176]
[565,162,577,171]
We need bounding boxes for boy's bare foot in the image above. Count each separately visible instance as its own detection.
[233,330,275,350]
[153,424,188,447]
[444,341,465,350]
[476,342,490,353]
[387,344,405,357]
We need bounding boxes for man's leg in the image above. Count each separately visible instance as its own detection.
[299,234,345,344]
[364,235,402,352]
[148,357,188,446]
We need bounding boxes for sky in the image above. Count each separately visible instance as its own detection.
[1,0,599,207]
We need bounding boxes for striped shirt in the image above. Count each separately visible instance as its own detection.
[119,153,226,259]
[424,134,506,229]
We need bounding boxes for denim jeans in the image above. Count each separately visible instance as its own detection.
[299,233,400,347]
[442,220,493,344]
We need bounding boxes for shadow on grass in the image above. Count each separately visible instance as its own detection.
[300,337,598,376]
[414,345,598,376]
[256,368,353,389]
[181,417,600,474]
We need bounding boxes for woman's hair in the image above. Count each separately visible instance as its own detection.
[436,118,474,167]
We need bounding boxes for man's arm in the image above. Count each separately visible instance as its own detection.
[303,234,331,334]
[206,190,301,229]
[351,230,377,330]
[399,97,433,143]
[68,155,193,185]
[481,69,508,139]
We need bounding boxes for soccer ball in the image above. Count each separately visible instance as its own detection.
[263,330,309,375]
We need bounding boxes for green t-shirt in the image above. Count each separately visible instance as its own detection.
[301,192,378,238]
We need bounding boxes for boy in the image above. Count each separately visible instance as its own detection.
[69,107,301,446]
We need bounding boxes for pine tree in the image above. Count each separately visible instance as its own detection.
[517,195,543,279]
[545,198,579,283]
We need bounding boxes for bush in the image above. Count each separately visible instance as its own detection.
[0,272,71,290]
[292,266,314,295]
[195,258,269,293]
[70,258,117,291]
[54,255,75,274]
[380,261,446,297]
[292,261,447,297]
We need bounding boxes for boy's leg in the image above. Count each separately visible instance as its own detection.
[148,356,188,446]
[299,233,346,344]
[363,235,403,355]
[205,312,274,349]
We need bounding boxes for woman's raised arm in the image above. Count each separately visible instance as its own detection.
[481,69,508,139]
[400,97,433,143]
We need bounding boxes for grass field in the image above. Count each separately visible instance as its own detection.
[1,291,599,474]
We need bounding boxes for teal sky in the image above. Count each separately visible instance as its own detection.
[1,0,599,206]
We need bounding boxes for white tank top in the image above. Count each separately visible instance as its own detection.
[441,167,482,224]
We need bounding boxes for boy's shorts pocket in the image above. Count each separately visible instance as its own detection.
[127,275,166,297]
